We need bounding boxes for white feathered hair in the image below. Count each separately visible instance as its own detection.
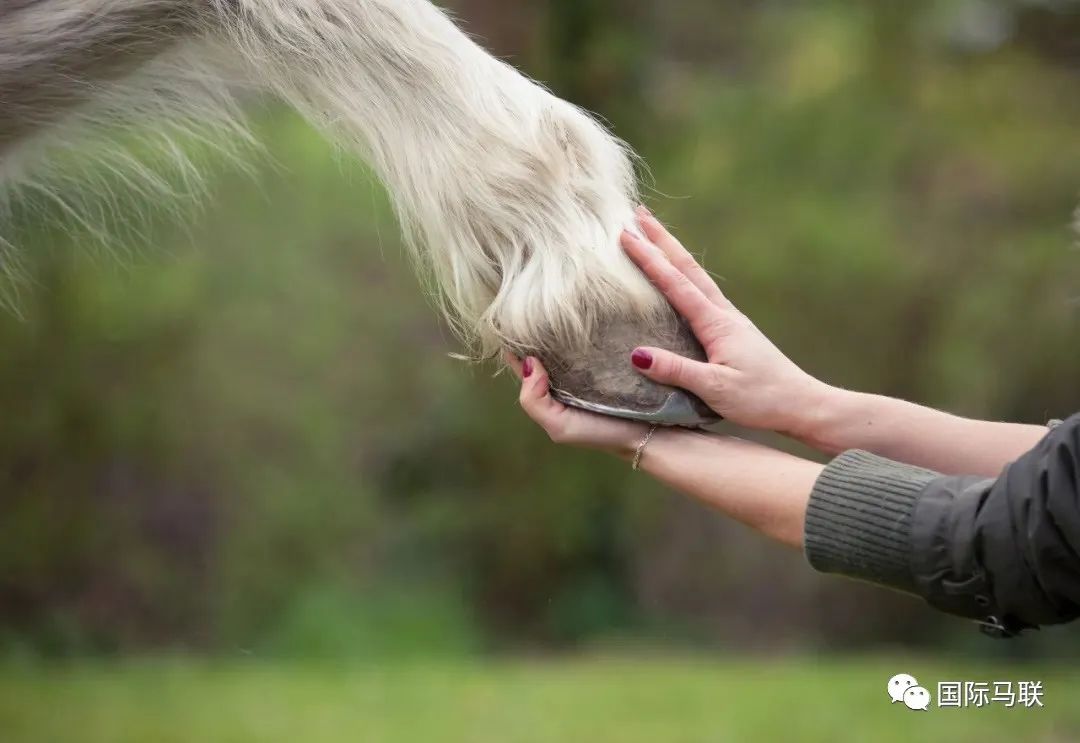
[0,0,668,357]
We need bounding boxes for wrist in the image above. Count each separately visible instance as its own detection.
[610,423,652,462]
[787,382,855,454]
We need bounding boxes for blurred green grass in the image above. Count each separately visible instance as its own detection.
[2,658,1077,743]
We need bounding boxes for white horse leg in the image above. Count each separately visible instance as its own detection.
[0,0,715,425]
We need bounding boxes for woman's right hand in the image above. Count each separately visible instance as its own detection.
[621,208,831,438]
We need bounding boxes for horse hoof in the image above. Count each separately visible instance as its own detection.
[536,310,720,428]
[549,385,717,427]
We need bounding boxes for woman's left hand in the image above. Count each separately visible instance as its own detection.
[505,353,648,460]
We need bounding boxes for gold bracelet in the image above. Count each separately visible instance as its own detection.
[632,424,659,471]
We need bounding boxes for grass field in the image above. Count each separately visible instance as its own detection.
[1,657,1077,742]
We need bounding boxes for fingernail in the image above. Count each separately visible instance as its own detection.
[522,357,534,377]
[636,205,653,218]
[630,349,653,370]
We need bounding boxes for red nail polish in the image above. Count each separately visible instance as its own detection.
[522,357,534,377]
[631,349,653,370]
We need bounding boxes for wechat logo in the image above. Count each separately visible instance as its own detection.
[888,673,931,711]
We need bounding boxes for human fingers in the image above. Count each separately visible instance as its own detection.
[621,229,729,349]
[635,206,733,309]
[630,346,730,403]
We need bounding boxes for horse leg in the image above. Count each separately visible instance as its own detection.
[0,0,717,426]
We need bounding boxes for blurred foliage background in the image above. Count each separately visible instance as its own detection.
[2,0,1080,740]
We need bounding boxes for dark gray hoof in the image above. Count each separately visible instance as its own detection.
[537,308,720,428]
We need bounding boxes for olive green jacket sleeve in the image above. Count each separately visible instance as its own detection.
[803,414,1080,637]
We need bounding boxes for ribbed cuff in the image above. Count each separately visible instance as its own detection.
[804,450,940,596]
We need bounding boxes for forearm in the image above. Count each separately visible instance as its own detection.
[806,414,1080,635]
[797,386,1047,477]
[638,428,823,548]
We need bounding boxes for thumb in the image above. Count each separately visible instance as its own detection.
[630,347,716,396]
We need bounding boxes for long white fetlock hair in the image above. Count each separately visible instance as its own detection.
[0,0,667,358]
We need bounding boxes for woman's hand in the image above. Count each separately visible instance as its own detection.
[506,351,820,548]
[621,208,828,437]
[506,353,648,460]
